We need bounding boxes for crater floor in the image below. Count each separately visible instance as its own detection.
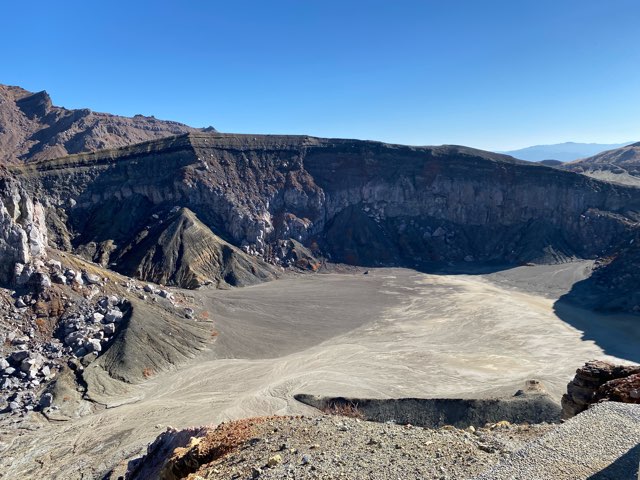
[1,263,637,479]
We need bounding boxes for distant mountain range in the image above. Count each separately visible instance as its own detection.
[560,141,640,187]
[500,142,636,162]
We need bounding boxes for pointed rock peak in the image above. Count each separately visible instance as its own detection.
[114,208,278,289]
[15,90,53,118]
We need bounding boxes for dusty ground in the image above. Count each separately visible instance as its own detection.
[147,415,553,480]
[0,262,637,479]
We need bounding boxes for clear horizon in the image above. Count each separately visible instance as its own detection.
[2,0,639,151]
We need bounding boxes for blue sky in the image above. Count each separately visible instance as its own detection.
[1,0,639,150]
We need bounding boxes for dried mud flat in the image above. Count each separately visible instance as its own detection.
[1,263,637,479]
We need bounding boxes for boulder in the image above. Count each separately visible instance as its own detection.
[561,360,640,418]
[9,350,30,364]
[105,309,123,323]
[39,392,53,408]
[52,272,66,284]
[103,323,116,336]
[83,271,101,285]
[85,339,102,353]
[596,373,640,403]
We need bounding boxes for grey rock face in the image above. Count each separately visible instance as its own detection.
[0,170,48,285]
[15,133,640,279]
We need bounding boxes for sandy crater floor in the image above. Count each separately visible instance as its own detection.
[1,263,638,479]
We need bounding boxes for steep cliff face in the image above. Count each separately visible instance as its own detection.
[12,133,640,286]
[0,84,201,164]
[0,168,48,284]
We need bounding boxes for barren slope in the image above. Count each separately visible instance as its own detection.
[562,142,640,186]
[0,84,200,164]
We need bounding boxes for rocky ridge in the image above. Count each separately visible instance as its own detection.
[0,84,201,164]
[9,132,640,293]
[562,141,640,187]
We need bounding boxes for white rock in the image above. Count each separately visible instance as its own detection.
[46,260,62,270]
[105,309,123,323]
[83,271,101,285]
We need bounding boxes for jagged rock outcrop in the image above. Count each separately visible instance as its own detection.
[113,207,278,288]
[0,84,202,164]
[562,141,640,186]
[0,168,48,284]
[11,133,640,289]
[561,360,640,419]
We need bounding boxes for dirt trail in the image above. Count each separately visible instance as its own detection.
[0,265,634,479]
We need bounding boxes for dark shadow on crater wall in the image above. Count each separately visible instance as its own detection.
[553,277,640,364]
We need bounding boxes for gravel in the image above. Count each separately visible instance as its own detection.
[157,415,553,480]
[473,402,640,480]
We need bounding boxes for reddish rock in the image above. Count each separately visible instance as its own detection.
[562,360,640,419]
[597,373,640,404]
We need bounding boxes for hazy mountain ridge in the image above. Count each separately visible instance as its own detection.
[501,141,635,162]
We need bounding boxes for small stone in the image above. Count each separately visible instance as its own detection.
[86,339,102,353]
[0,358,9,370]
[83,271,101,285]
[301,454,311,465]
[267,454,282,467]
[10,350,29,363]
[52,273,67,284]
[9,401,20,411]
[39,393,53,409]
[39,273,52,289]
[103,323,116,336]
[11,335,29,346]
[46,260,62,270]
[105,309,123,323]
[91,313,105,323]
[15,298,27,308]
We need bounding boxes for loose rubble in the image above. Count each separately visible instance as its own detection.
[127,415,553,480]
[0,245,197,417]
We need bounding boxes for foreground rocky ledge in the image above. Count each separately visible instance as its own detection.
[127,415,553,480]
[127,401,640,480]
